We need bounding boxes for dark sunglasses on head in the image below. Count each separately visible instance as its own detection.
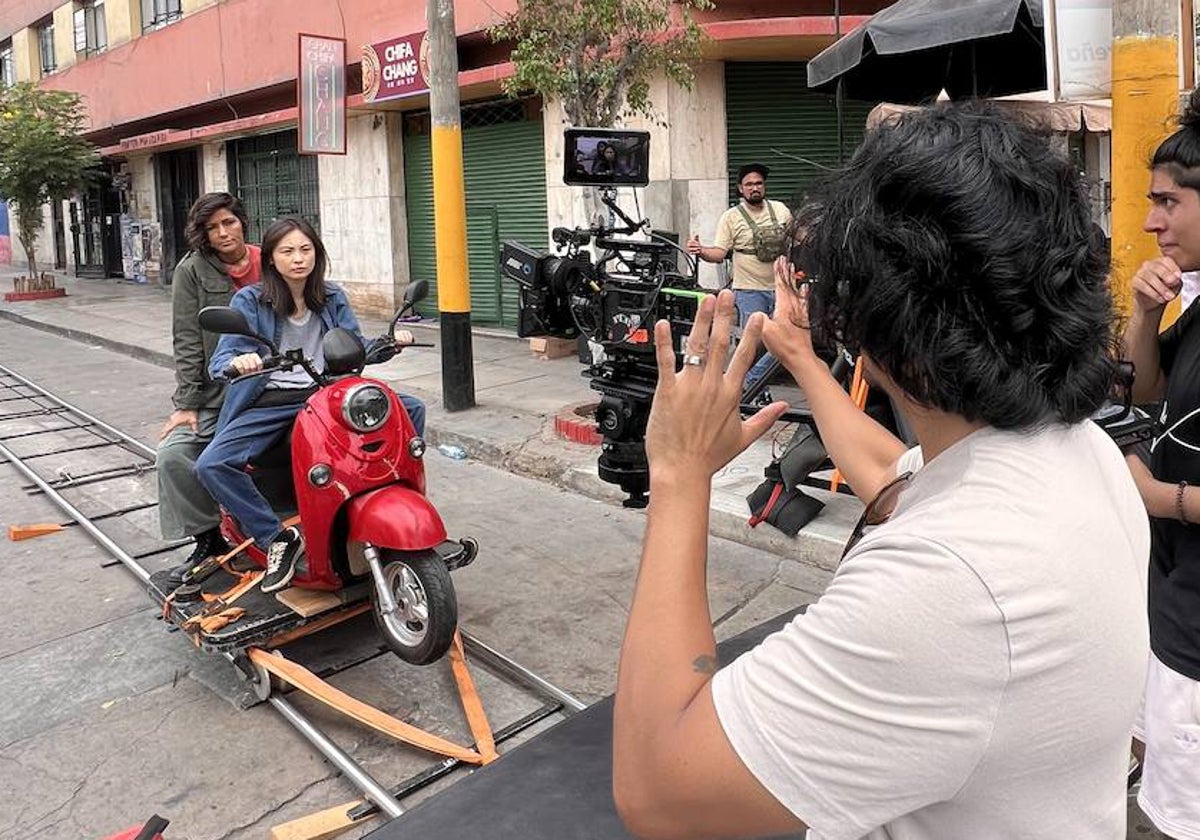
[840,471,913,561]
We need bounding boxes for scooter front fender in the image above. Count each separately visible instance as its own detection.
[345,486,447,551]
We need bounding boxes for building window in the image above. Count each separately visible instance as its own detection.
[141,0,181,32]
[74,0,107,57]
[37,19,56,75]
[0,41,14,87]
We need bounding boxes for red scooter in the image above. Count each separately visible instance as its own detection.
[170,280,476,666]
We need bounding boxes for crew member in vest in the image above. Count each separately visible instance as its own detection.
[688,163,792,390]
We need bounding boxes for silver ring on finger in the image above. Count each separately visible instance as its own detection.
[682,353,705,367]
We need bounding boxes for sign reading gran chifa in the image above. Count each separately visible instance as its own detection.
[362,32,431,103]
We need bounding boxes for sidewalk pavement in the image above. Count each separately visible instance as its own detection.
[0,266,859,573]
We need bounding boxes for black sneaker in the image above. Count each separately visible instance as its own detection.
[261,527,303,593]
[164,527,230,588]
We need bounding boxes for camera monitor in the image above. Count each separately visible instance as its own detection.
[563,128,650,188]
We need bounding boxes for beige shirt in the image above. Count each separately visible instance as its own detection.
[713,422,1149,840]
[714,199,793,290]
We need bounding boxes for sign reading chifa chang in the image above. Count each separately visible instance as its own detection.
[298,34,346,155]
[362,32,431,103]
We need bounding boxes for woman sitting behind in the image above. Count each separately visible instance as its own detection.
[196,215,427,593]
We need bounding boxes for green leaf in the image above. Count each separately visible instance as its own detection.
[490,0,714,127]
[0,82,98,274]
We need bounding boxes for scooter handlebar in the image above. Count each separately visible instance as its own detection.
[221,355,280,381]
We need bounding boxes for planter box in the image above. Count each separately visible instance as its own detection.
[3,288,66,302]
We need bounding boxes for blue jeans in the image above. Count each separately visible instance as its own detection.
[195,390,428,548]
[735,289,777,388]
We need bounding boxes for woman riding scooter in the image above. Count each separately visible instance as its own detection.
[196,216,426,594]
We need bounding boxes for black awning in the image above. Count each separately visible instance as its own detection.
[807,0,1046,103]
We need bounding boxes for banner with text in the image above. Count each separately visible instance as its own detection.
[299,33,347,155]
[362,32,431,103]
[1054,0,1112,100]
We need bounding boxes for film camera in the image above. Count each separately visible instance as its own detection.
[501,128,703,508]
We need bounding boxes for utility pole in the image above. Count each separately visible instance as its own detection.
[427,0,475,410]
[1111,0,1181,319]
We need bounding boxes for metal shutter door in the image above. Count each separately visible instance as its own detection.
[724,62,876,209]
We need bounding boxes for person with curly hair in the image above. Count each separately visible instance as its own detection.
[156,192,261,587]
[1122,87,1200,840]
[613,104,1149,839]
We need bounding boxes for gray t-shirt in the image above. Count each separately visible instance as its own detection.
[712,422,1149,839]
[268,308,324,390]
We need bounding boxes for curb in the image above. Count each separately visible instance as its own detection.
[0,309,175,369]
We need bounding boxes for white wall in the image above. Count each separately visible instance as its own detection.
[8,201,68,274]
[201,142,229,193]
[317,112,410,317]
[125,154,157,221]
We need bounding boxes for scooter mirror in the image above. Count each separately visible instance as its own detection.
[388,279,430,338]
[405,279,429,307]
[199,306,255,337]
[324,328,367,375]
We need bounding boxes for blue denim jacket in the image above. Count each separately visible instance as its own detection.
[208,283,366,428]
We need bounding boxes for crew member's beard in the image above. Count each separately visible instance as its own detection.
[745,195,765,206]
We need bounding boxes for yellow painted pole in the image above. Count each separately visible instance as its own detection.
[1111,2,1180,322]
[427,0,476,410]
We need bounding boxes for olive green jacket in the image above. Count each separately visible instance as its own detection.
[170,250,239,410]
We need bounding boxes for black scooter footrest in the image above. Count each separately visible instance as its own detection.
[438,538,478,571]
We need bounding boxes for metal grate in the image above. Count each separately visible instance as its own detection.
[403,97,538,135]
[227,130,321,243]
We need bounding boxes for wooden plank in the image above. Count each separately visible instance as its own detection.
[276,587,344,618]
[268,799,374,840]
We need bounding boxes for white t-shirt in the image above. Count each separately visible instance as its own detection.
[712,422,1149,840]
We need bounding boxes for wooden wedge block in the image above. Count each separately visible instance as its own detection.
[8,522,65,541]
[276,587,344,617]
[268,798,374,840]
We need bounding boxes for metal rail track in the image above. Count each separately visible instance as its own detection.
[0,362,586,824]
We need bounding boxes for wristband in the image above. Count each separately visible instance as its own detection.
[1177,480,1190,525]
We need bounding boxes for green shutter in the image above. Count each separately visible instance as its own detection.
[403,103,548,328]
[402,126,437,319]
[724,62,876,208]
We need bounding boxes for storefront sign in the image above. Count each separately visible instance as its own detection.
[119,130,171,152]
[361,32,431,103]
[1054,0,1112,100]
[298,33,346,155]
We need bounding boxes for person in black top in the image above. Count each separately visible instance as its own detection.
[1122,86,1200,838]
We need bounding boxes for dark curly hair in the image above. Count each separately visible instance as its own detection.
[1152,87,1200,185]
[795,103,1115,429]
[184,192,250,255]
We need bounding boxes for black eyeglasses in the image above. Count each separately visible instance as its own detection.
[841,471,913,561]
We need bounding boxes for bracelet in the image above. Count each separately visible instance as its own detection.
[1177,480,1190,526]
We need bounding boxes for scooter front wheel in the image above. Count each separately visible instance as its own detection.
[371,550,458,665]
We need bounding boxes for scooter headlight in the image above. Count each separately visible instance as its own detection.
[342,383,391,432]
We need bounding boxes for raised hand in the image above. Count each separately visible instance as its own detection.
[644,289,787,483]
